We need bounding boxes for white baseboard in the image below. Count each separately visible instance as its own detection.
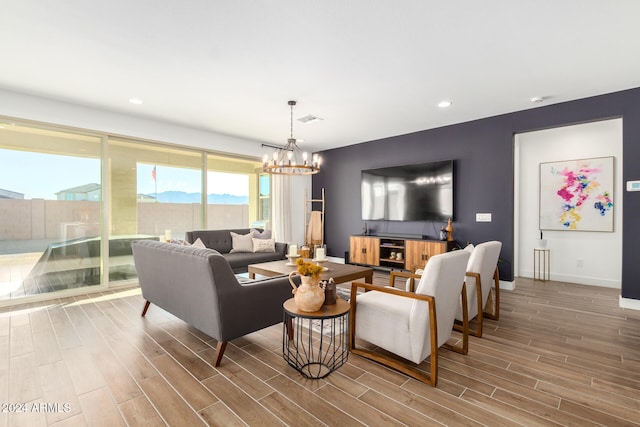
[327,256,345,264]
[619,296,640,311]
[499,280,515,291]
[518,270,620,288]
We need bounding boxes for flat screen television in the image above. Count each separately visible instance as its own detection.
[361,160,453,221]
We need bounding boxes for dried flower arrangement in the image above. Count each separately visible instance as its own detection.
[296,258,323,279]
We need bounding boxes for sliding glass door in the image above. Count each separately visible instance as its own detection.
[106,138,205,286]
[0,119,269,303]
[206,153,266,230]
[0,123,102,300]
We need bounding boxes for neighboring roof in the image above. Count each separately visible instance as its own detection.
[137,193,156,200]
[55,183,101,194]
[0,188,24,199]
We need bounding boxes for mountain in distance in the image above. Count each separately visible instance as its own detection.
[147,191,248,204]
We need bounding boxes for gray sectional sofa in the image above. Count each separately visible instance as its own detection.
[131,240,297,366]
[185,228,287,273]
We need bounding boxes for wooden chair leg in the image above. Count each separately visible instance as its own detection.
[472,276,483,337]
[141,300,151,317]
[350,295,439,387]
[455,274,483,338]
[483,267,500,321]
[351,347,437,386]
[213,341,228,367]
[445,282,469,355]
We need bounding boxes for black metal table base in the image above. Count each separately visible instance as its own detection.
[283,311,349,379]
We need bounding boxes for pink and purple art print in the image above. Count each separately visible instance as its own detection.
[539,156,614,232]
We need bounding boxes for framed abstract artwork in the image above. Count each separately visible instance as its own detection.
[539,156,614,232]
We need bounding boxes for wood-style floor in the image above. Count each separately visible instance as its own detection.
[1,273,639,426]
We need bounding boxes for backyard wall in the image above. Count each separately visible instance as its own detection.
[0,199,248,251]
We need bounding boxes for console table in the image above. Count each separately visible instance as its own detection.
[349,235,453,271]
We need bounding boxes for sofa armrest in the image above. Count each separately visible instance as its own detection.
[217,274,298,341]
[240,275,297,294]
[275,242,288,256]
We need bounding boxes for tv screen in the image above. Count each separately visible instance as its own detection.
[361,160,453,221]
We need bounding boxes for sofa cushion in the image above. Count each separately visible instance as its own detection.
[252,237,275,253]
[251,228,272,239]
[230,231,257,253]
[184,229,287,274]
[186,228,273,254]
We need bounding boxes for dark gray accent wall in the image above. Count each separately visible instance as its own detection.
[313,87,640,300]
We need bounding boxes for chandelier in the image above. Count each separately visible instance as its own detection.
[262,100,321,175]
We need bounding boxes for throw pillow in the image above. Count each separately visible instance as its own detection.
[252,237,275,253]
[464,243,475,253]
[230,231,256,253]
[251,228,272,239]
[191,238,207,249]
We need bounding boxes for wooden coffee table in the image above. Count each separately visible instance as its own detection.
[248,259,373,284]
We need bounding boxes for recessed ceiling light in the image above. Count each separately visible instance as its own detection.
[129,98,143,105]
[437,100,452,108]
[530,96,544,103]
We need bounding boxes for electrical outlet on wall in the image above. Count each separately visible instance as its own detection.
[476,213,492,222]
[576,259,584,268]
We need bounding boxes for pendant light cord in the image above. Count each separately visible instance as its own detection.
[289,100,296,141]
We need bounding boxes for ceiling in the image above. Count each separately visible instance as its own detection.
[2,1,640,153]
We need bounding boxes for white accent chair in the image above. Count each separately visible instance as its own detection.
[455,241,502,338]
[349,250,470,386]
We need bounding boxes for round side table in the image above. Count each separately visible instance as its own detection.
[282,298,350,379]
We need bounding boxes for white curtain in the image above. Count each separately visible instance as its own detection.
[272,174,292,243]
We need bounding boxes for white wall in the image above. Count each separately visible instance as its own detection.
[0,89,307,235]
[515,119,622,288]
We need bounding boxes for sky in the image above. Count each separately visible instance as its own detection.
[0,149,249,199]
[0,149,100,199]
[137,163,249,196]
